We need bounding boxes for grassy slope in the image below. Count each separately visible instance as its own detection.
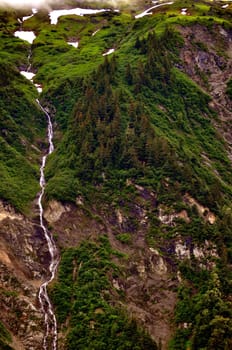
[0,10,46,212]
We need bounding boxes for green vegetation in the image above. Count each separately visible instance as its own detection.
[0,10,29,66]
[42,3,232,348]
[0,136,39,211]
[45,27,232,212]
[116,233,132,244]
[0,321,13,350]
[32,11,132,90]
[226,79,232,100]
[1,1,232,348]
[0,9,47,212]
[51,236,157,349]
[28,5,231,347]
[170,270,232,350]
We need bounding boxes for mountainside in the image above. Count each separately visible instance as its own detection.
[0,1,232,349]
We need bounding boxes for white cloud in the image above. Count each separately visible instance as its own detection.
[0,0,54,8]
[0,0,141,9]
[79,0,140,8]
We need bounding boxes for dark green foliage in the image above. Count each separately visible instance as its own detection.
[45,24,232,214]
[0,11,48,212]
[0,136,39,211]
[226,79,232,100]
[0,10,28,67]
[0,61,44,143]
[43,77,84,130]
[116,233,132,244]
[51,237,157,350]
[0,65,43,211]
[0,322,11,343]
[0,339,14,350]
[0,321,13,350]
[172,272,232,350]
[45,169,80,202]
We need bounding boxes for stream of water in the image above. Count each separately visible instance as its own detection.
[15,17,58,347]
[37,100,59,350]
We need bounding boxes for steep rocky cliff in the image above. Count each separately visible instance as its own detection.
[179,23,232,159]
[0,200,45,349]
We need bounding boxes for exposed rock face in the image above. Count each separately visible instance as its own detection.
[158,194,215,226]
[44,176,220,349]
[44,199,71,223]
[123,248,176,350]
[158,206,190,225]
[179,24,232,159]
[174,237,218,267]
[183,193,216,224]
[0,201,23,222]
[45,195,178,349]
[1,191,218,349]
[0,200,49,349]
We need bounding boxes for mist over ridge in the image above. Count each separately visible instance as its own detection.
[0,0,146,9]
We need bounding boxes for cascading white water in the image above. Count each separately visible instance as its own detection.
[15,16,58,348]
[27,48,32,72]
[37,99,59,350]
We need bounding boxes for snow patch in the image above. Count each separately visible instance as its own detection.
[67,41,79,48]
[14,31,36,44]
[20,71,35,80]
[135,2,173,19]
[21,9,38,22]
[22,14,34,21]
[35,84,43,93]
[181,8,187,15]
[49,8,109,25]
[20,71,42,93]
[103,48,115,56]
[92,29,100,36]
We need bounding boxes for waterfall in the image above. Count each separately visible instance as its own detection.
[14,18,59,344]
[37,100,59,350]
[15,16,58,349]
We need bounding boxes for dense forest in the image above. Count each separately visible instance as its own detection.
[0,0,232,349]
